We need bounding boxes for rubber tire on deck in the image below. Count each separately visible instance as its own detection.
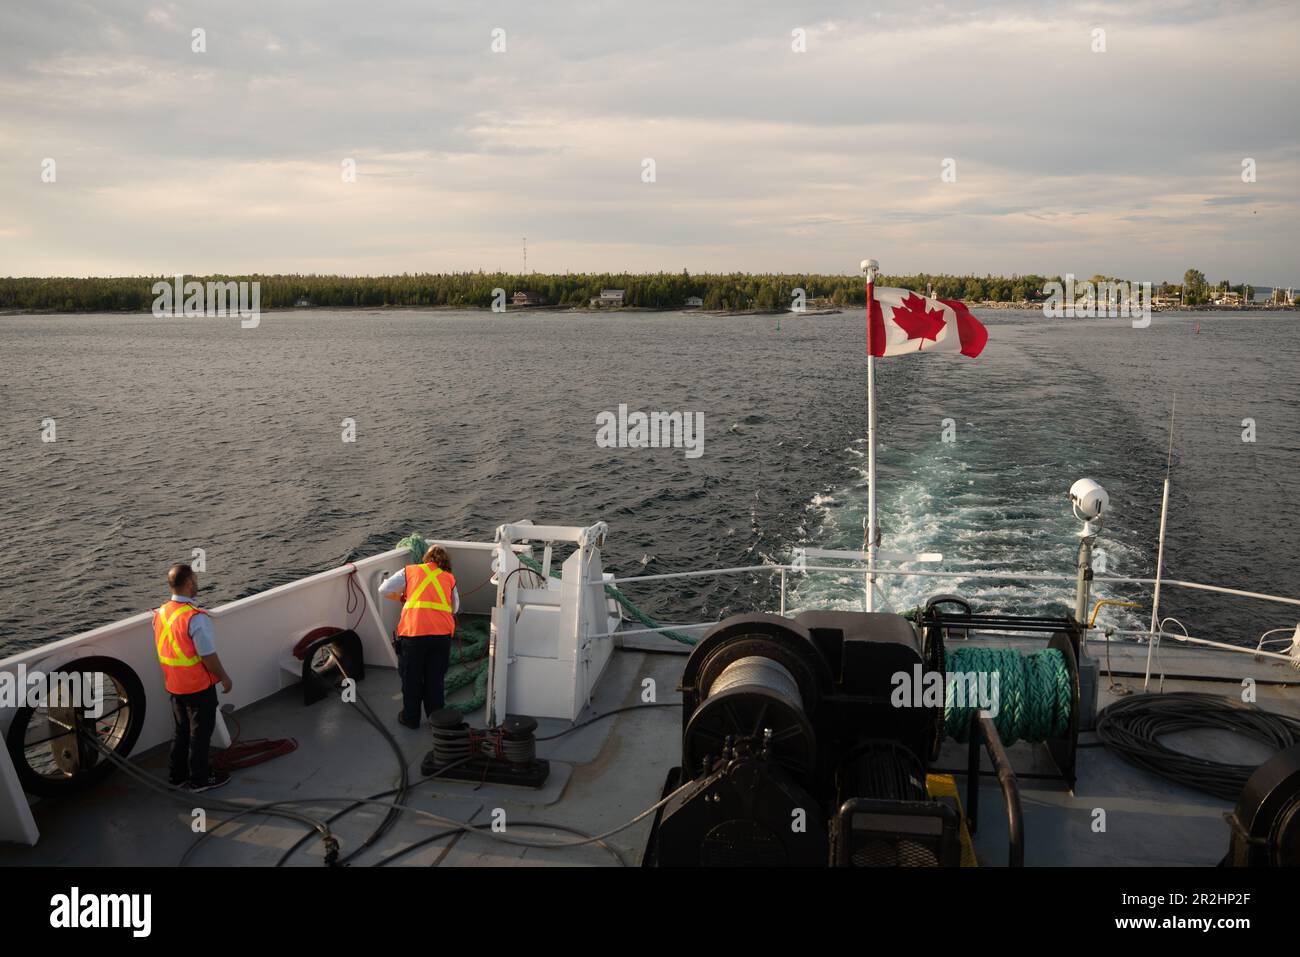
[5,655,147,798]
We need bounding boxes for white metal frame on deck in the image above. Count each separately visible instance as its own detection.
[486,522,619,727]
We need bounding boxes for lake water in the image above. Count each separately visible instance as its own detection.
[1,308,1297,655]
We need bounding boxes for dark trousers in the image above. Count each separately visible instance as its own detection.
[169,684,218,786]
[398,634,452,723]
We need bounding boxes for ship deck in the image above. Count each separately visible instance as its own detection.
[2,630,1297,867]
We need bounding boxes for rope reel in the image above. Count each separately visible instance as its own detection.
[684,652,818,784]
[943,646,1072,745]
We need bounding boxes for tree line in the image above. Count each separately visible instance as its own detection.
[0,269,1236,313]
[1175,269,1259,306]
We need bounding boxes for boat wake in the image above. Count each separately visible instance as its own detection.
[788,437,1148,630]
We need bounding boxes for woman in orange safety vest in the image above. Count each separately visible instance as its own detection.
[380,544,459,729]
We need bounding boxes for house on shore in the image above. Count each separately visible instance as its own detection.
[591,289,625,308]
[512,291,545,307]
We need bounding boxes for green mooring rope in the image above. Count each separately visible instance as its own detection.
[390,532,697,714]
[441,616,490,714]
[512,552,698,647]
[943,646,1071,745]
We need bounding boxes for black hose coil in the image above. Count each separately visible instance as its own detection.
[1096,692,1300,801]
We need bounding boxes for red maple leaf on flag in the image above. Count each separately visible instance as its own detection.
[889,293,947,346]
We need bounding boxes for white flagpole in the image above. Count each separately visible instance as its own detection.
[862,258,880,612]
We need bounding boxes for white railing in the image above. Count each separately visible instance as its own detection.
[597,560,1300,678]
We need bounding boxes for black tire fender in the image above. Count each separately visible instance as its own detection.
[4,655,147,798]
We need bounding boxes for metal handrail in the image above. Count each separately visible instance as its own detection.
[592,560,1300,669]
[1257,627,1299,652]
[603,561,1300,609]
[1108,628,1299,665]
[965,711,1024,867]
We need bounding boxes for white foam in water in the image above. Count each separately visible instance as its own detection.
[790,442,1147,630]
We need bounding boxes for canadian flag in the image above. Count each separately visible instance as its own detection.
[868,287,988,358]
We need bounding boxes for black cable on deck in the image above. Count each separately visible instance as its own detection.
[1096,691,1300,801]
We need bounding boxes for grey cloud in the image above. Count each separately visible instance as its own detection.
[0,0,1297,278]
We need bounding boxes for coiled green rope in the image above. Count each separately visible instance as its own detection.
[944,646,1071,745]
[442,616,490,714]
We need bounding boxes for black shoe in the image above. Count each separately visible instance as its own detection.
[186,771,231,793]
[396,712,420,730]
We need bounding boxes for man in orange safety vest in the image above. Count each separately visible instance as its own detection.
[153,563,234,791]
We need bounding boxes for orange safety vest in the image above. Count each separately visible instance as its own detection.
[153,600,217,695]
[397,564,456,637]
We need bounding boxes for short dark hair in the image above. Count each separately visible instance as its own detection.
[167,563,196,591]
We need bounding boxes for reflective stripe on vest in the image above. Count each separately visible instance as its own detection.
[154,600,215,694]
[156,602,202,666]
[397,565,456,637]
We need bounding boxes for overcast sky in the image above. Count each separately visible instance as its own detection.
[2,1,1297,282]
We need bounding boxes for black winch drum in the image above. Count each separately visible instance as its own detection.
[707,655,803,705]
[683,651,817,783]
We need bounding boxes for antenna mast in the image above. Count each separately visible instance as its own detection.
[1143,394,1176,690]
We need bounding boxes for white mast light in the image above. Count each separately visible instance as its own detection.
[1069,478,1109,524]
[1069,478,1109,628]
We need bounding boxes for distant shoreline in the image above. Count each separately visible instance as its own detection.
[0,304,826,317]
[7,272,1293,317]
[3,302,1297,318]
